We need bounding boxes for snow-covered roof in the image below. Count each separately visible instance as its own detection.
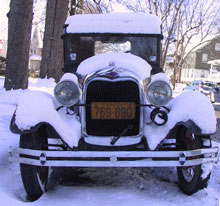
[77,52,152,80]
[29,54,41,61]
[208,59,220,66]
[192,41,210,52]
[65,13,161,35]
[191,35,220,52]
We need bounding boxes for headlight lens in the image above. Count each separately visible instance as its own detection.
[146,80,172,106]
[54,80,80,106]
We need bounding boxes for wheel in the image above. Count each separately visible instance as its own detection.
[20,127,48,201]
[176,128,211,195]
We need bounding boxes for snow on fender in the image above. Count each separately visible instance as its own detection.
[145,90,217,150]
[14,91,81,147]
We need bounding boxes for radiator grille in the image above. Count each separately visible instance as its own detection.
[85,80,140,136]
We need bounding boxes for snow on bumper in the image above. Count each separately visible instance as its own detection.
[14,91,81,148]
[9,147,218,167]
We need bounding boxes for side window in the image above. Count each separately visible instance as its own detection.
[202,54,208,63]
[215,43,220,51]
[201,70,205,78]
[130,37,157,62]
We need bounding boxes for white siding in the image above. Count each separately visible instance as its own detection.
[0,0,10,40]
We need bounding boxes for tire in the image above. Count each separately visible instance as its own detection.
[177,128,211,195]
[20,127,48,201]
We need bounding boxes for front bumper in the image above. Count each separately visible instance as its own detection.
[9,147,218,167]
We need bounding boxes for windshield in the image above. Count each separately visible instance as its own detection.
[63,34,159,73]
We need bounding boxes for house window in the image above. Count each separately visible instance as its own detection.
[201,70,205,78]
[202,54,208,63]
[215,43,220,51]
[191,69,193,78]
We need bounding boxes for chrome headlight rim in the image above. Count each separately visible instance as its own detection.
[146,80,172,107]
[54,80,81,106]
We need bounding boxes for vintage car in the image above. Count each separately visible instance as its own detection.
[9,13,218,201]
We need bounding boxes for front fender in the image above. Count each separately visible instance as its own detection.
[145,91,217,150]
[174,120,202,135]
[10,111,48,135]
[10,91,81,148]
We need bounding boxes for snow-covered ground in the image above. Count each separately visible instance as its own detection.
[0,76,219,206]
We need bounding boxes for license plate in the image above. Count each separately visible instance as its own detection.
[91,102,136,119]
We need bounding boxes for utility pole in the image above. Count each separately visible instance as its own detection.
[173,10,180,90]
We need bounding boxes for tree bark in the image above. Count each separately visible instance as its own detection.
[40,0,69,82]
[4,0,33,90]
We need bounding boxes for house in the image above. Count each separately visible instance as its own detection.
[181,35,220,82]
[0,0,43,72]
[29,23,43,72]
[0,0,10,60]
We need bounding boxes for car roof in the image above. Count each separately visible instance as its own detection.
[192,80,203,83]
[64,13,161,35]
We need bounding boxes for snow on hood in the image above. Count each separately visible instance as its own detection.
[145,91,217,150]
[65,13,161,34]
[15,91,81,147]
[77,52,152,80]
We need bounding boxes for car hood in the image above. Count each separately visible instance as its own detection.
[76,52,152,80]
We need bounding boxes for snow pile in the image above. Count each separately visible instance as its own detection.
[77,52,152,80]
[145,91,217,150]
[15,91,81,147]
[65,13,161,34]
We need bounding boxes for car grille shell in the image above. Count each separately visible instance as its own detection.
[85,80,140,136]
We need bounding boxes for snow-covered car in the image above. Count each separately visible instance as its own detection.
[9,13,218,201]
[183,80,215,102]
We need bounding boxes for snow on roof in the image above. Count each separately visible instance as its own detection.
[192,41,210,52]
[191,34,220,52]
[65,13,161,34]
[208,59,220,66]
[77,52,152,79]
[29,54,41,61]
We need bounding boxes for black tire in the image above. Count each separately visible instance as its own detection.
[20,127,48,201]
[177,128,211,195]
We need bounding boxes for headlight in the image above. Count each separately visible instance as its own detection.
[146,80,172,106]
[54,80,80,106]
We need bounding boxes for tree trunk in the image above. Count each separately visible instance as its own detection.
[40,0,69,82]
[4,0,33,90]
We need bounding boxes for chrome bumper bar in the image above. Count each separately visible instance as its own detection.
[9,147,219,167]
